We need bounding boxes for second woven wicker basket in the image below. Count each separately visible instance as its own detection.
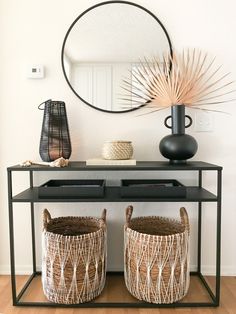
[124,205,190,304]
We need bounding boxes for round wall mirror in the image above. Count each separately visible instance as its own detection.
[61,1,172,113]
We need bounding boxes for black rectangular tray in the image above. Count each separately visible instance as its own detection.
[38,179,105,198]
[120,179,186,198]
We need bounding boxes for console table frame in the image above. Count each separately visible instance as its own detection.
[7,161,222,308]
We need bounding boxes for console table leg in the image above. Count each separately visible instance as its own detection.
[215,169,222,305]
[30,203,36,274]
[7,170,17,305]
[197,170,202,274]
[29,171,37,274]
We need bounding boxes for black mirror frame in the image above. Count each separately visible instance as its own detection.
[61,0,173,114]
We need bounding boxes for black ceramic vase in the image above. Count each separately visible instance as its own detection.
[159,105,198,164]
[39,100,72,162]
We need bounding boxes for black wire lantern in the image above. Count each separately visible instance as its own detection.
[39,100,72,162]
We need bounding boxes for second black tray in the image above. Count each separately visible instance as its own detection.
[120,179,186,198]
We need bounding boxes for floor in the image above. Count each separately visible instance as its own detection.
[0,275,236,314]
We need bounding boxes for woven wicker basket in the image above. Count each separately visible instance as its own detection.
[102,141,133,160]
[42,208,107,304]
[124,206,190,304]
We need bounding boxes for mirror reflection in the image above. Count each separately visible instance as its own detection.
[62,2,172,113]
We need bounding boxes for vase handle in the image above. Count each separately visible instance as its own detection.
[185,115,192,128]
[164,115,172,129]
[164,115,193,129]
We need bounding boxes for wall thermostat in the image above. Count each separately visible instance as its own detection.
[27,65,44,79]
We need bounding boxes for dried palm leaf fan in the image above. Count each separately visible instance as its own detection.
[121,50,235,163]
[121,49,235,112]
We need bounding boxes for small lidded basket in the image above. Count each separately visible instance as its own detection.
[102,141,133,160]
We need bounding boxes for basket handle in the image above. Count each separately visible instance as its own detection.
[43,208,51,230]
[100,208,107,229]
[180,207,190,234]
[125,205,133,229]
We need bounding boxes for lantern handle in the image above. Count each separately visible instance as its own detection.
[38,99,52,110]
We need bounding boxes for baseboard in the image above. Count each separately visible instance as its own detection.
[0,265,235,276]
[0,265,33,275]
[200,265,236,276]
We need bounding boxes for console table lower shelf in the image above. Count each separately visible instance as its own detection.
[15,271,216,307]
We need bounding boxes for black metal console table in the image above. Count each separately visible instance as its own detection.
[7,161,222,308]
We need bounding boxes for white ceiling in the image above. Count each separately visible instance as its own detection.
[64,3,170,63]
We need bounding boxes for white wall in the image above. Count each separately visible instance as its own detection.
[0,0,236,275]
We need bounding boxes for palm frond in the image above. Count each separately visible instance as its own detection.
[121,49,235,112]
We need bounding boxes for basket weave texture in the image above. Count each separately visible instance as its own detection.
[124,206,190,304]
[42,209,107,304]
[102,141,133,160]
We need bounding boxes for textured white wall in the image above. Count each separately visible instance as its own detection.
[0,0,236,275]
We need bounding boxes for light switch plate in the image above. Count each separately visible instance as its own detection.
[194,111,214,132]
[27,65,44,79]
